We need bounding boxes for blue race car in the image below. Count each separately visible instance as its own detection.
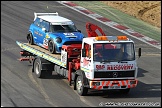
[27,12,84,54]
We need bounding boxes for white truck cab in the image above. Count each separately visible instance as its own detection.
[80,35,141,91]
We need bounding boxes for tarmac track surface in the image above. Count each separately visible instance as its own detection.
[1,1,161,107]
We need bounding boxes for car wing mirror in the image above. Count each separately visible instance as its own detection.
[42,28,46,32]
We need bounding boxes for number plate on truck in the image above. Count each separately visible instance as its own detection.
[109,86,120,89]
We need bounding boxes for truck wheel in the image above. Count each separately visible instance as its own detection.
[60,68,64,76]
[76,76,88,96]
[119,88,130,94]
[27,33,34,45]
[63,68,67,78]
[34,58,45,78]
[48,40,55,54]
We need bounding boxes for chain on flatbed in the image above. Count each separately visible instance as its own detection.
[16,41,66,67]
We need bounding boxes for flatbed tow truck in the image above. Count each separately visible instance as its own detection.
[16,22,141,96]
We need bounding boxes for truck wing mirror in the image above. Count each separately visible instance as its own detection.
[82,49,86,57]
[138,48,141,58]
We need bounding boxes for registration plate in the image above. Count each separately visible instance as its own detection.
[109,86,120,89]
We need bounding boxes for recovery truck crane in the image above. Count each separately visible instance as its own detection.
[16,22,141,96]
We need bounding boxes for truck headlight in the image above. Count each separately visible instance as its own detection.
[56,37,62,43]
[130,80,137,84]
[92,82,100,86]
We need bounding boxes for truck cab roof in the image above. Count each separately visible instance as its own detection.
[83,36,134,44]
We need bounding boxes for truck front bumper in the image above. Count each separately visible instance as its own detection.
[89,79,138,90]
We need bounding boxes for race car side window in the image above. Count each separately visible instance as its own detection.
[40,20,49,32]
[34,18,41,27]
[44,21,49,32]
[49,24,55,32]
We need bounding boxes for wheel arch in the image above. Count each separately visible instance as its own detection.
[27,31,35,44]
[48,38,57,54]
[27,30,34,38]
[73,70,89,90]
[32,56,54,72]
[48,38,55,43]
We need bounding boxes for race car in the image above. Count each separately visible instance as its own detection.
[27,12,84,54]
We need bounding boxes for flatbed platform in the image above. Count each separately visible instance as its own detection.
[16,41,66,67]
[24,43,61,59]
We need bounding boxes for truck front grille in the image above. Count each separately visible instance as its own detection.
[94,71,134,78]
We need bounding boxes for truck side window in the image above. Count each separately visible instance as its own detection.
[83,43,87,57]
[88,45,91,58]
[83,43,91,58]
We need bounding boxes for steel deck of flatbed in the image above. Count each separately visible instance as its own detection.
[16,41,66,67]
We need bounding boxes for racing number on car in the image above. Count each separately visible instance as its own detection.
[43,38,48,46]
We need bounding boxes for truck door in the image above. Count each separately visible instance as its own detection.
[81,43,92,74]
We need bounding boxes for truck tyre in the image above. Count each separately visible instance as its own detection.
[48,40,55,54]
[119,88,130,94]
[27,33,34,45]
[76,76,88,96]
[63,68,67,78]
[60,68,64,76]
[34,58,45,78]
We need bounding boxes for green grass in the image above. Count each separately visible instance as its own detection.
[72,1,161,42]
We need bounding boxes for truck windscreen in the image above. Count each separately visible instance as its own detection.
[93,43,135,62]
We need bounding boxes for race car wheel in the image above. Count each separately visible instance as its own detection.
[48,40,56,54]
[27,33,34,45]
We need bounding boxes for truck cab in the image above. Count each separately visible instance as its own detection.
[80,35,141,92]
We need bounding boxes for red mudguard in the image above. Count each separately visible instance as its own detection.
[86,22,106,37]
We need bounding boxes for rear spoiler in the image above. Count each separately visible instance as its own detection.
[34,12,58,21]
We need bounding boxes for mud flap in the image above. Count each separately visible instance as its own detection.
[86,22,106,37]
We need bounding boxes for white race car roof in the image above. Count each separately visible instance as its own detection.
[34,12,73,25]
[38,15,71,23]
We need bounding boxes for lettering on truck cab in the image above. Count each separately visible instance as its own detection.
[107,64,134,70]
[95,64,134,70]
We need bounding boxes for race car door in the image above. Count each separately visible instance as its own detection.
[38,20,50,49]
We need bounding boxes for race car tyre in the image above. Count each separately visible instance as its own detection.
[48,40,56,54]
[76,75,88,96]
[34,58,45,78]
[27,33,34,45]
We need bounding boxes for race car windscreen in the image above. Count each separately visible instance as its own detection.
[93,43,135,62]
[51,24,78,33]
